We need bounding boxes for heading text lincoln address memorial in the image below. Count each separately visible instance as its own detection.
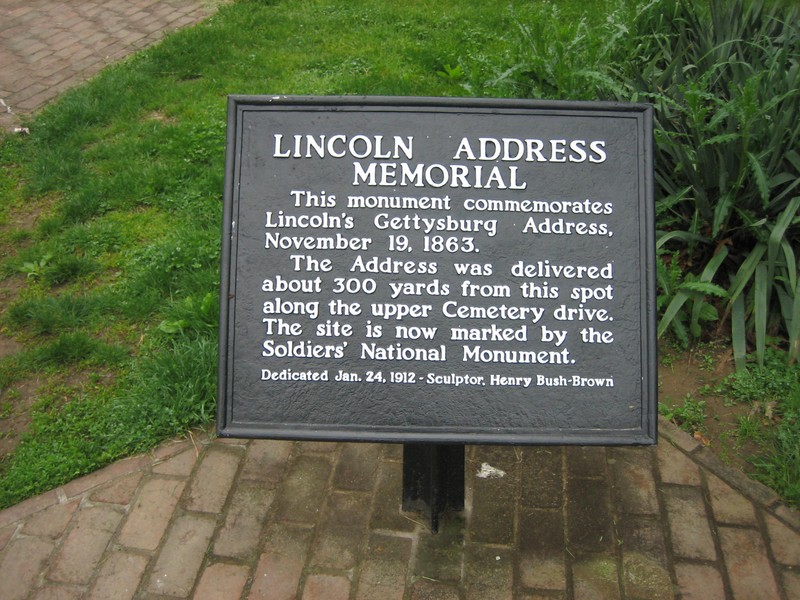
[218,97,657,445]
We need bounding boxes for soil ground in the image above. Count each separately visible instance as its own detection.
[658,341,759,476]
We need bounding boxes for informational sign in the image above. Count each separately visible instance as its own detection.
[218,96,657,445]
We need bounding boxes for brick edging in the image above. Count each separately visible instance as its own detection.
[0,433,208,530]
[657,415,799,532]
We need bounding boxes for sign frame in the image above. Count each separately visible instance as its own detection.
[218,95,657,446]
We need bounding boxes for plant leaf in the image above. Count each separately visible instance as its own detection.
[789,280,800,364]
[768,196,800,271]
[731,291,747,371]
[691,245,729,331]
[698,302,719,322]
[746,151,770,207]
[700,132,740,146]
[678,281,728,297]
[754,263,769,366]
[782,238,797,295]
[658,290,691,338]
[656,230,709,249]
[728,243,767,305]
[712,192,734,237]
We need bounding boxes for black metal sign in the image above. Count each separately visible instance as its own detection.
[218,96,656,445]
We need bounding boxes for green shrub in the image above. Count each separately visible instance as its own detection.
[502,0,799,365]
[626,0,800,366]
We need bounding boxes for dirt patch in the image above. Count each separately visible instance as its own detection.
[0,193,56,262]
[0,187,54,461]
[0,376,43,458]
[658,342,758,475]
[0,369,116,463]
[0,335,21,359]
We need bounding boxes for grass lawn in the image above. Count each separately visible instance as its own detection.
[0,0,797,509]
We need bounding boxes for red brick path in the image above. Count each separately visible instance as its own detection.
[0,0,220,132]
[0,420,798,599]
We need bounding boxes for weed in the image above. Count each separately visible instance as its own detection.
[30,333,128,368]
[18,254,52,280]
[60,220,123,256]
[723,348,800,404]
[125,228,220,296]
[659,395,708,434]
[158,291,218,336]
[6,295,105,336]
[736,414,767,445]
[656,250,727,347]
[0,401,13,419]
[42,255,99,286]
[437,64,466,82]
[757,409,800,505]
[488,2,632,100]
[697,384,714,396]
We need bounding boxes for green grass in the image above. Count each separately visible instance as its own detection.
[658,395,708,436]
[720,349,800,505]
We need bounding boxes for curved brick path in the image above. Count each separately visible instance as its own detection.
[0,0,220,132]
[0,420,798,599]
[0,2,799,599]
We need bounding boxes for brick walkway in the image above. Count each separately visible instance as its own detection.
[0,419,798,599]
[0,0,220,132]
[0,2,799,599]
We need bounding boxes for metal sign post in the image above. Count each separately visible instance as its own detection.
[402,444,465,532]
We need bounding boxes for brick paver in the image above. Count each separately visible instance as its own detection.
[213,480,275,560]
[719,526,782,600]
[147,513,217,597]
[0,536,56,600]
[185,445,243,513]
[301,573,352,600]
[519,509,566,591]
[707,472,758,526]
[0,2,799,599]
[47,505,124,585]
[194,563,250,600]
[87,551,149,600]
[356,533,413,600]
[309,491,371,570]
[663,486,718,560]
[674,562,727,600]
[21,499,79,538]
[117,477,186,550]
[249,551,307,600]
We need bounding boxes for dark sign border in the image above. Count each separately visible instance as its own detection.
[218,96,657,445]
